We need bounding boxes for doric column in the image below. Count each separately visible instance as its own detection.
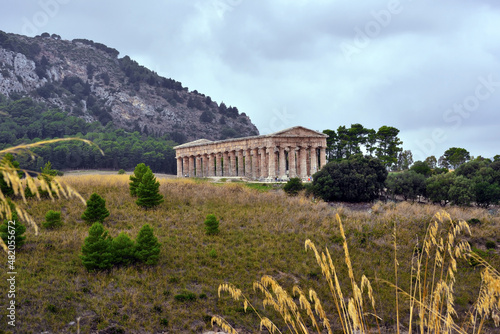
[268,147,276,179]
[202,154,209,177]
[229,151,237,176]
[259,147,267,178]
[319,147,327,169]
[176,157,182,177]
[208,153,215,177]
[299,146,307,179]
[245,149,252,177]
[252,148,259,179]
[279,147,286,179]
[195,156,201,177]
[310,146,318,176]
[183,156,189,177]
[216,152,222,176]
[237,150,244,176]
[288,147,297,178]
[189,156,195,177]
[223,151,229,176]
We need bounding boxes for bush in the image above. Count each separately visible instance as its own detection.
[385,170,426,201]
[136,170,164,209]
[425,172,455,206]
[0,200,26,249]
[312,155,387,202]
[81,193,110,224]
[283,177,305,196]
[204,214,219,235]
[135,224,161,265]
[112,232,136,266]
[118,169,125,175]
[485,241,496,250]
[42,210,63,229]
[80,222,113,271]
[175,291,197,302]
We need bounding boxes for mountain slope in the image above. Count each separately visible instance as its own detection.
[0,31,259,142]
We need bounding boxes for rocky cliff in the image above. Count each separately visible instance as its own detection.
[0,31,259,142]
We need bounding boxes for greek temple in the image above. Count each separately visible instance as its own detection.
[173,126,328,181]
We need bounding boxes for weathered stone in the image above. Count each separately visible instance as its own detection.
[174,126,328,181]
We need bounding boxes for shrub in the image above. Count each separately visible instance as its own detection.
[112,232,136,266]
[385,170,426,201]
[118,169,125,175]
[204,214,219,235]
[81,193,110,224]
[129,163,150,196]
[42,210,63,229]
[485,241,496,250]
[136,170,164,209]
[283,177,304,196]
[80,222,113,271]
[312,155,387,202]
[208,248,217,258]
[135,224,161,265]
[175,291,197,302]
[425,172,455,206]
[0,200,26,248]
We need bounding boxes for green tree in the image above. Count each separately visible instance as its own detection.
[0,200,26,248]
[204,214,220,235]
[0,154,23,197]
[312,155,387,202]
[376,126,403,169]
[129,163,150,196]
[385,170,426,202]
[283,177,305,196]
[425,172,455,206]
[424,155,438,169]
[112,232,136,266]
[80,222,113,271]
[395,150,413,171]
[441,147,470,169]
[410,161,432,177]
[136,170,164,209]
[42,210,63,229]
[135,224,161,265]
[81,193,110,224]
[448,175,475,206]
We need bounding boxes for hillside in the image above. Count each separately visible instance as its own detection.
[0,30,259,142]
[1,175,499,333]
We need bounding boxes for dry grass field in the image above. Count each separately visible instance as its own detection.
[0,174,499,333]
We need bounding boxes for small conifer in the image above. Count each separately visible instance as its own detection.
[112,232,136,266]
[42,210,63,229]
[81,193,110,224]
[0,200,26,248]
[135,170,164,209]
[204,214,219,235]
[135,224,161,265]
[129,163,150,196]
[80,222,113,271]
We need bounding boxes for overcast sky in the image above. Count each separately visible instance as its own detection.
[1,0,500,160]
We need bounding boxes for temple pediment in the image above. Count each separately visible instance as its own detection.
[268,126,328,138]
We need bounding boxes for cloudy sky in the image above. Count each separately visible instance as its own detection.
[1,0,500,160]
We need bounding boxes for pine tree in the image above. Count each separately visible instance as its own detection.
[129,163,150,196]
[80,222,113,271]
[135,224,161,265]
[204,214,219,235]
[0,200,26,248]
[42,210,63,229]
[135,170,164,209]
[112,232,136,266]
[81,193,110,224]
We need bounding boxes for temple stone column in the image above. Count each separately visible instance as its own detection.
[289,147,297,178]
[268,147,276,179]
[183,156,189,177]
[278,147,286,179]
[189,156,195,177]
[176,157,182,177]
[195,156,201,177]
[310,146,318,176]
[252,148,259,179]
[223,151,229,176]
[259,147,267,179]
[319,147,327,169]
[208,153,215,177]
[299,147,307,179]
[216,153,222,176]
[245,149,252,178]
[237,150,244,176]
[202,154,208,177]
[229,151,237,176]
